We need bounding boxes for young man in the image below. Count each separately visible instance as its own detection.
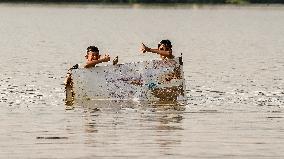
[84,46,110,68]
[141,39,175,59]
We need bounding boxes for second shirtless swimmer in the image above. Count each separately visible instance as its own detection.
[141,39,175,59]
[84,45,111,68]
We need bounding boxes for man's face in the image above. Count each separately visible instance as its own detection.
[158,44,170,51]
[87,50,100,60]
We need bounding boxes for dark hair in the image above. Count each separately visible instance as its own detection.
[87,46,99,53]
[159,39,172,49]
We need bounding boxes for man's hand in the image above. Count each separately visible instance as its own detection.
[141,43,150,53]
[101,54,110,62]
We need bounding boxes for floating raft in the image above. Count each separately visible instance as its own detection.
[65,57,186,103]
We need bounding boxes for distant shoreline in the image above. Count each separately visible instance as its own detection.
[0,0,283,5]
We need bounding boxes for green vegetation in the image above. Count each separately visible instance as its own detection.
[0,0,283,3]
[226,0,249,4]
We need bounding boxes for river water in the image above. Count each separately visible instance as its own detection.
[0,4,284,158]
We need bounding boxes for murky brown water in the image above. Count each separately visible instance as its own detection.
[0,4,284,158]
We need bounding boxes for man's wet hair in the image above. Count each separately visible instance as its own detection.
[87,46,99,53]
[159,39,172,49]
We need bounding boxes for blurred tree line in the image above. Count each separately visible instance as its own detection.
[0,0,283,4]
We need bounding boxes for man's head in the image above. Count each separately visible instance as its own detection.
[158,40,172,51]
[86,46,100,60]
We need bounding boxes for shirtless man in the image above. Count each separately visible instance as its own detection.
[141,39,174,59]
[84,46,110,68]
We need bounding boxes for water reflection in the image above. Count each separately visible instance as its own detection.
[139,101,185,155]
[67,99,186,154]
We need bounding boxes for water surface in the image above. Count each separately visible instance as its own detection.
[0,4,284,158]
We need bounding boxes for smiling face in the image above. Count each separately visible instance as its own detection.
[158,43,170,51]
[158,40,172,52]
[86,50,100,61]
